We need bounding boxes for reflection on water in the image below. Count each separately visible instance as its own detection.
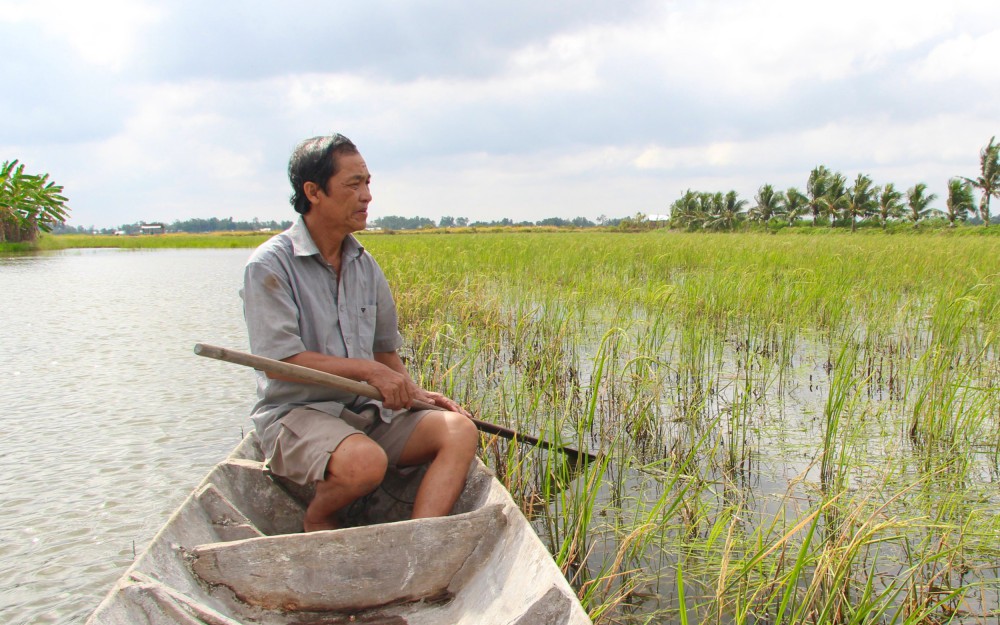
[0,249,254,624]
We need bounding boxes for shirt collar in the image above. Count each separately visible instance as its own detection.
[288,215,365,260]
[342,233,365,259]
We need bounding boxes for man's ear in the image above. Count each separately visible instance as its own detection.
[303,181,323,203]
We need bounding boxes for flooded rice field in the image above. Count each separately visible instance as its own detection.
[2,231,999,624]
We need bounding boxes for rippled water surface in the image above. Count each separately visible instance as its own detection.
[0,249,256,625]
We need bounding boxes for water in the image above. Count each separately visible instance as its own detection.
[0,249,256,625]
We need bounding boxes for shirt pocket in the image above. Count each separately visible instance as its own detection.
[355,303,378,357]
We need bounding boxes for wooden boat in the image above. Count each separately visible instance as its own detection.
[86,432,592,624]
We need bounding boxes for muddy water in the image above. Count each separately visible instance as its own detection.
[0,249,254,624]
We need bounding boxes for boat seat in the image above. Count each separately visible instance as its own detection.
[189,503,508,612]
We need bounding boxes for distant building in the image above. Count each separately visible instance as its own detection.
[139,223,166,235]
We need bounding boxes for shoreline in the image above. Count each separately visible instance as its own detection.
[2,221,998,254]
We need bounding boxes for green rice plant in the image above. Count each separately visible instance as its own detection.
[552,448,613,573]
[903,293,999,475]
[819,338,867,492]
[349,230,1000,624]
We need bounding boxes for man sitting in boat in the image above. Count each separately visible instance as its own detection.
[241,133,479,532]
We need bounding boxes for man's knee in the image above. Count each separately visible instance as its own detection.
[444,412,480,457]
[326,434,388,494]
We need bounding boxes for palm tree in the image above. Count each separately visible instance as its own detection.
[704,190,747,231]
[707,191,724,224]
[843,174,877,232]
[806,165,830,226]
[944,178,975,227]
[875,183,904,229]
[784,187,807,226]
[820,172,847,228]
[694,192,715,229]
[905,183,938,228]
[962,136,1000,226]
[669,189,703,230]
[748,184,784,225]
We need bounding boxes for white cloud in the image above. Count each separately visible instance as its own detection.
[912,29,1000,84]
[4,0,999,228]
[506,30,602,92]
[510,0,983,105]
[0,0,161,71]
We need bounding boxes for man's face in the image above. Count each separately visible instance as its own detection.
[307,152,372,234]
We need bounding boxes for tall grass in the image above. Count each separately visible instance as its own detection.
[366,230,1000,624]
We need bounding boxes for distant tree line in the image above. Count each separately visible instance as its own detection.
[30,136,1000,239]
[53,216,293,235]
[166,217,293,233]
[371,215,438,230]
[371,214,609,230]
[670,137,1000,231]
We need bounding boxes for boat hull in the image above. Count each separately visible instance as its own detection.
[85,433,592,624]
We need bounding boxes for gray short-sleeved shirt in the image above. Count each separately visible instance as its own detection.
[240,217,403,449]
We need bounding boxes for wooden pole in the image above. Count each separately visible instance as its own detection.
[194,343,596,463]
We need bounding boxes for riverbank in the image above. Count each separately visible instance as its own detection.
[28,231,273,251]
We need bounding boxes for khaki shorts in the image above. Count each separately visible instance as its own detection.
[265,405,431,485]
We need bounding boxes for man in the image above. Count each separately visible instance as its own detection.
[241,133,479,532]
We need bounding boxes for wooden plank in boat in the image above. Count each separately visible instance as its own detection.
[189,504,507,611]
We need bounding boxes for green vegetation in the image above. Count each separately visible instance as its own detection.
[52,216,293,236]
[3,219,998,257]
[0,160,69,243]
[671,136,1000,231]
[355,230,1000,624]
[26,231,273,251]
[963,136,1000,225]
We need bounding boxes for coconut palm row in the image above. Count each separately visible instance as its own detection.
[670,137,1000,231]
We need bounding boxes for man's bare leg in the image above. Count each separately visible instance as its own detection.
[303,434,388,532]
[397,411,479,519]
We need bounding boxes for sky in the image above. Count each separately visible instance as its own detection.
[2,0,998,229]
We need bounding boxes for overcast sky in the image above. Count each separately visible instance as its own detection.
[2,0,998,229]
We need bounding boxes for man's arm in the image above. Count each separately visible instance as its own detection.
[265,350,419,410]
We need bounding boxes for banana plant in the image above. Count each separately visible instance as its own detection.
[0,160,70,242]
